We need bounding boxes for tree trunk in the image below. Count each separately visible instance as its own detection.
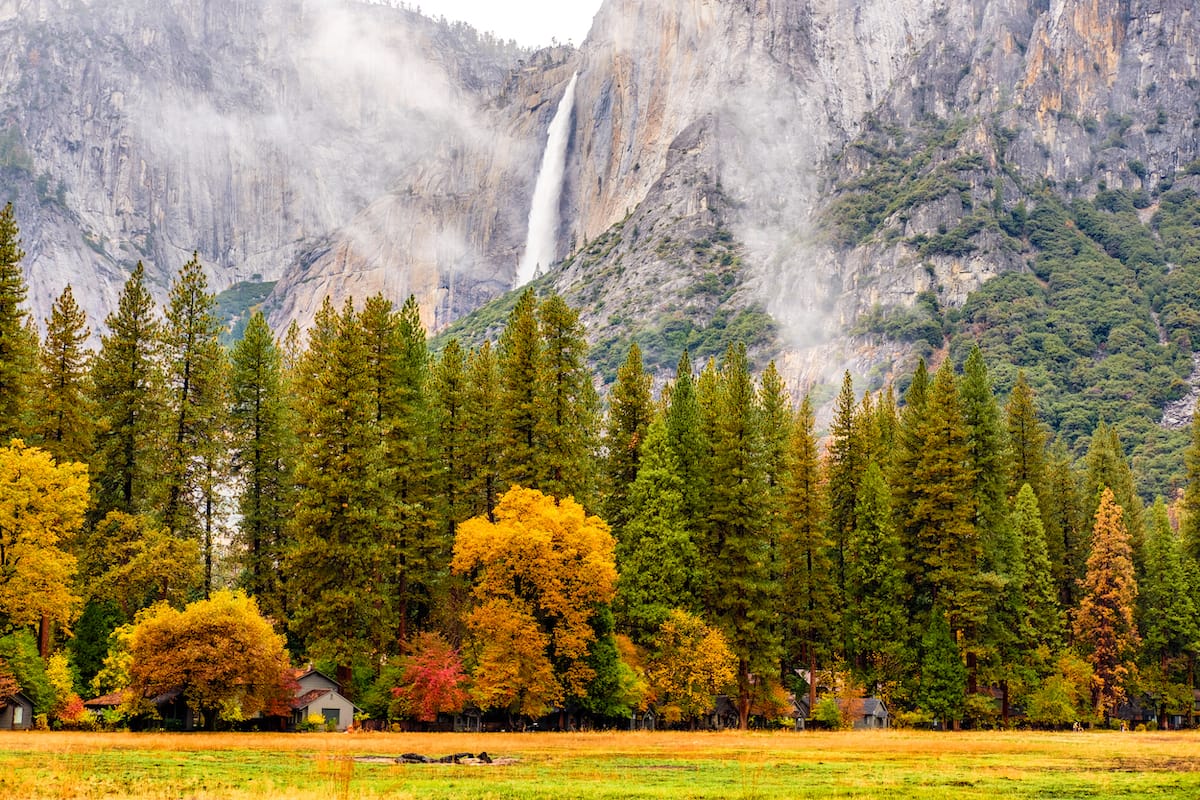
[808,648,817,728]
[1001,680,1010,726]
[737,661,751,730]
[337,663,354,700]
[38,615,51,659]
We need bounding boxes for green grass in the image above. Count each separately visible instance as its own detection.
[3,730,1200,798]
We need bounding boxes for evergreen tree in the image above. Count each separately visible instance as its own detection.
[229,311,294,626]
[535,294,599,504]
[90,262,166,518]
[779,394,835,713]
[160,254,228,592]
[1083,422,1145,571]
[432,338,472,537]
[905,360,981,631]
[1074,488,1140,721]
[872,386,898,471]
[1139,499,1198,698]
[758,361,791,502]
[497,288,542,491]
[0,202,33,442]
[702,344,778,728]
[603,343,653,532]
[1005,371,1047,499]
[1043,439,1086,613]
[36,285,94,462]
[919,610,967,728]
[959,346,1011,571]
[826,371,861,606]
[463,342,502,521]
[614,416,699,643]
[287,298,389,687]
[891,358,929,585]
[846,461,907,693]
[1181,408,1200,565]
[364,294,441,643]
[1011,484,1064,650]
[664,350,708,526]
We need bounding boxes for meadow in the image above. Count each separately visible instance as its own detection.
[1,729,1199,799]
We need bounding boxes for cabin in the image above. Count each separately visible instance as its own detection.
[837,697,889,730]
[290,667,359,732]
[0,691,34,730]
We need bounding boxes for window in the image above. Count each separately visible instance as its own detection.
[321,708,340,727]
[13,705,23,726]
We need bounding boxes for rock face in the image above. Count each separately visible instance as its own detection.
[4,0,1199,391]
[0,0,523,329]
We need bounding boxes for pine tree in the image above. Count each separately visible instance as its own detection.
[1074,487,1140,721]
[826,371,861,607]
[702,344,778,729]
[664,350,708,527]
[603,343,653,532]
[906,360,981,630]
[873,386,898,472]
[90,262,167,518]
[1140,499,1198,684]
[160,254,228,593]
[1005,371,1046,499]
[919,610,967,728]
[1011,484,1063,650]
[0,202,33,442]
[1043,439,1085,613]
[779,394,835,713]
[846,461,907,692]
[1181,408,1200,565]
[892,358,929,582]
[497,289,542,491]
[463,342,502,521]
[287,298,389,685]
[1083,422,1145,572]
[614,416,700,644]
[535,294,599,504]
[36,285,94,463]
[432,338,472,536]
[229,311,294,626]
[364,294,441,644]
[959,346,1010,572]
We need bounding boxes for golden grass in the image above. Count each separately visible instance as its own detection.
[1,729,1199,799]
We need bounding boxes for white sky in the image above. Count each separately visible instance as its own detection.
[412,1,602,48]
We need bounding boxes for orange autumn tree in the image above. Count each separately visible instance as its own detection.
[452,486,617,719]
[1074,487,1140,721]
[125,590,293,730]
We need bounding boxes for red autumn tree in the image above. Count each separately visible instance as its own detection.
[1074,487,1139,721]
[391,631,469,722]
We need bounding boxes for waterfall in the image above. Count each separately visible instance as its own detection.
[515,72,579,288]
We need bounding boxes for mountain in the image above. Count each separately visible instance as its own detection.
[0,0,524,330]
[5,0,1200,478]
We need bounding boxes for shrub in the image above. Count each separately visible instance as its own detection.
[811,697,844,730]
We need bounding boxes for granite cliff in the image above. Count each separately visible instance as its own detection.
[3,0,1200,396]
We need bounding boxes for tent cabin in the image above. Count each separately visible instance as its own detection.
[0,691,34,730]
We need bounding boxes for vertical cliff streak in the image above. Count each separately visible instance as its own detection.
[516,72,579,288]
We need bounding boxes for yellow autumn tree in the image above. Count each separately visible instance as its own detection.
[644,609,736,725]
[452,486,617,718]
[78,511,201,616]
[0,440,88,652]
